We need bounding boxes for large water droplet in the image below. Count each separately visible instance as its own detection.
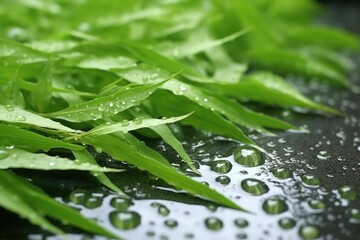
[110,197,132,211]
[204,217,223,231]
[338,186,357,200]
[299,225,320,239]
[215,175,231,185]
[262,197,288,214]
[279,217,296,229]
[69,189,88,204]
[84,196,103,209]
[234,218,248,228]
[110,211,141,230]
[0,150,9,160]
[234,146,263,167]
[241,178,269,195]
[272,167,292,179]
[301,175,320,187]
[151,202,170,216]
[308,199,325,210]
[317,151,331,160]
[210,160,232,174]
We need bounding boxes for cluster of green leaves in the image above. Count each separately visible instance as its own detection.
[0,0,359,237]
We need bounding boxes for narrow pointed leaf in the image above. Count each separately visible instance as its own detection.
[84,135,247,211]
[0,105,79,132]
[0,147,123,172]
[0,124,83,151]
[47,81,165,122]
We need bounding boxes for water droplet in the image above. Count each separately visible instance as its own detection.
[210,160,232,174]
[49,161,56,167]
[164,219,178,228]
[234,146,263,167]
[110,211,141,230]
[234,218,248,228]
[241,178,269,195]
[110,197,132,211]
[338,186,357,200]
[133,118,143,125]
[0,150,9,160]
[279,217,296,229]
[262,197,288,214]
[301,175,320,187]
[158,205,170,216]
[179,85,187,92]
[204,217,223,231]
[15,115,26,121]
[84,196,103,209]
[317,151,331,160]
[299,225,320,239]
[121,119,130,126]
[272,167,291,179]
[215,175,231,185]
[349,208,360,223]
[4,105,15,112]
[308,199,325,210]
[98,104,105,112]
[69,189,88,204]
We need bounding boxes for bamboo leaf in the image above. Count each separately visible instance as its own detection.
[0,104,79,132]
[0,124,83,151]
[0,147,123,172]
[84,134,247,211]
[0,171,119,238]
[46,81,165,122]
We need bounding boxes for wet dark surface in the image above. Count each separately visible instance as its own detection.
[1,3,360,240]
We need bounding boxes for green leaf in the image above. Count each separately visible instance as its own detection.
[244,47,350,87]
[208,71,341,114]
[0,124,83,151]
[149,90,259,148]
[33,59,53,113]
[285,25,360,51]
[163,80,295,132]
[80,113,191,137]
[0,104,79,132]
[0,171,119,238]
[0,147,123,172]
[77,55,137,71]
[72,149,127,196]
[83,134,247,211]
[46,81,165,122]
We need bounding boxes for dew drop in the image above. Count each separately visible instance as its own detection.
[262,197,288,214]
[279,217,296,229]
[215,175,231,185]
[84,196,103,209]
[301,175,320,187]
[110,211,141,230]
[121,119,130,126]
[299,225,320,239]
[4,105,15,112]
[272,167,292,179]
[338,186,357,200]
[48,161,56,167]
[164,219,178,228]
[0,150,9,160]
[210,160,232,174]
[15,115,26,121]
[133,118,143,125]
[158,205,170,217]
[234,146,263,167]
[241,178,269,195]
[234,218,248,228]
[204,217,223,231]
[98,104,105,112]
[110,197,132,211]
